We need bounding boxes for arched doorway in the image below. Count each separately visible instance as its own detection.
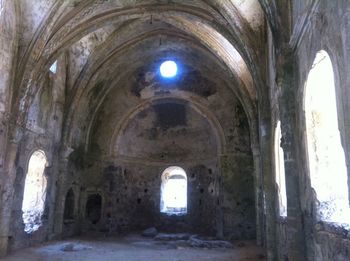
[160,166,187,215]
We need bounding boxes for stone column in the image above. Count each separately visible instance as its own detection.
[277,49,307,261]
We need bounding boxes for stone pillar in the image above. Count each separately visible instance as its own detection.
[258,115,277,260]
[277,50,307,260]
[252,146,264,246]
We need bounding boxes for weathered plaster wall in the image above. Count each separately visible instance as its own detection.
[7,57,67,251]
[76,80,256,239]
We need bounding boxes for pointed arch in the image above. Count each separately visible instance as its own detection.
[304,50,349,223]
[22,150,48,233]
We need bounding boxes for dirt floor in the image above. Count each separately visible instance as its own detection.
[1,235,266,261]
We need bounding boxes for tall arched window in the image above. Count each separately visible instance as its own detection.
[160,166,187,215]
[275,121,287,217]
[22,150,48,233]
[305,50,350,223]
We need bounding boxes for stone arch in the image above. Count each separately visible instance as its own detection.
[303,50,349,223]
[160,166,187,215]
[22,150,48,233]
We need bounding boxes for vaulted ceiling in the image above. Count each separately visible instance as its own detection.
[12,0,268,150]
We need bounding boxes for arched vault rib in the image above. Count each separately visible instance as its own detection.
[62,29,256,149]
[108,97,227,158]
[15,3,263,127]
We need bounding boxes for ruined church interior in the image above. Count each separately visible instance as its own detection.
[0,0,350,260]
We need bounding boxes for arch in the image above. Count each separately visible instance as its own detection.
[304,50,350,223]
[274,121,287,217]
[160,166,187,215]
[22,150,48,233]
[111,97,226,157]
[14,5,260,129]
[63,188,75,220]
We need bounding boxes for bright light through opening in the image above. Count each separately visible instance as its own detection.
[305,50,350,224]
[160,60,177,78]
[160,166,187,215]
[22,150,47,233]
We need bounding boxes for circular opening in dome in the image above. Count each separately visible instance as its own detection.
[160,61,178,78]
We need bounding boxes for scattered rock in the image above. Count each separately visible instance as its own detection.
[142,227,158,237]
[60,243,93,252]
[153,233,232,249]
[189,237,233,249]
[154,233,191,241]
[61,243,75,252]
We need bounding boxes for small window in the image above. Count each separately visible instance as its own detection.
[275,121,287,217]
[22,150,48,233]
[160,166,187,215]
[49,61,57,74]
[64,188,75,220]
[305,50,350,223]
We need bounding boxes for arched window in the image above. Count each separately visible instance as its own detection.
[305,50,350,223]
[22,150,48,233]
[275,121,287,217]
[64,188,75,220]
[160,166,187,215]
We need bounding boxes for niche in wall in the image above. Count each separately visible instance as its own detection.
[64,188,75,220]
[85,194,102,224]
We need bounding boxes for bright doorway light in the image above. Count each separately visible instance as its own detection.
[160,60,177,78]
[160,166,187,215]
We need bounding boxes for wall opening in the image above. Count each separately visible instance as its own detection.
[160,166,187,215]
[305,50,350,223]
[64,188,75,220]
[22,150,48,233]
[85,194,102,224]
[49,60,57,74]
[275,121,287,217]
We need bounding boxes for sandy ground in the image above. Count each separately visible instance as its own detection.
[1,235,266,261]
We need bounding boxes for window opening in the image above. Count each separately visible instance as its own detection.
[49,61,57,74]
[305,50,350,223]
[160,166,187,215]
[22,150,47,233]
[275,121,287,217]
[160,60,177,78]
